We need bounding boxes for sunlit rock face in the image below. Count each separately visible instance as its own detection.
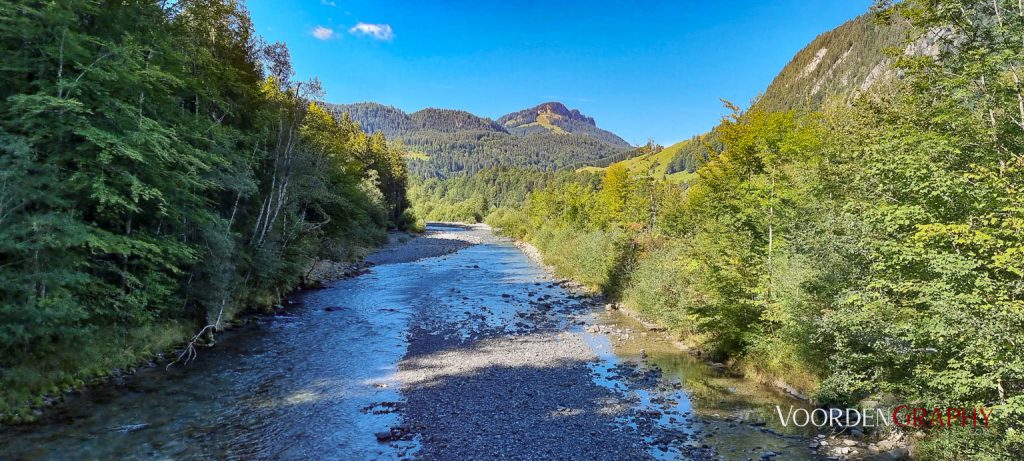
[498,102,631,147]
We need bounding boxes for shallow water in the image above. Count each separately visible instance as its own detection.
[584,312,817,460]
[0,224,817,460]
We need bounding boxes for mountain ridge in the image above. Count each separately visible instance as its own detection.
[497,102,630,147]
[323,101,634,178]
[580,11,909,181]
[753,13,909,113]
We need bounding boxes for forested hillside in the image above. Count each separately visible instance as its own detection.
[413,2,1024,458]
[583,11,908,182]
[0,0,411,420]
[326,102,634,177]
[578,137,711,183]
[321,102,416,137]
[409,167,598,223]
[409,108,507,133]
[754,12,909,113]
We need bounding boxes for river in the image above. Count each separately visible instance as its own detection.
[1,224,820,460]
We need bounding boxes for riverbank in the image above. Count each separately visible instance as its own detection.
[0,223,826,460]
[2,236,401,424]
[0,224,492,426]
[501,230,912,460]
[366,223,485,265]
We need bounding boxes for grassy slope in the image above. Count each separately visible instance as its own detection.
[404,150,430,161]
[578,139,696,184]
[528,114,569,134]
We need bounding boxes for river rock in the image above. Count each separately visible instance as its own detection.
[886,447,910,460]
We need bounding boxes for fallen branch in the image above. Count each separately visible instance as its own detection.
[166,299,225,369]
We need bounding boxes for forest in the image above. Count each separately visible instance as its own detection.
[327,102,635,178]
[0,0,411,420]
[411,2,1024,458]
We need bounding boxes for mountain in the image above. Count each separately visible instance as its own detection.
[324,102,634,178]
[754,13,909,113]
[497,102,630,147]
[410,108,507,133]
[581,12,909,180]
[327,102,416,138]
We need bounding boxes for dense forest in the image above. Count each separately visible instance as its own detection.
[412,2,1024,458]
[409,167,597,223]
[0,0,411,420]
[326,102,634,178]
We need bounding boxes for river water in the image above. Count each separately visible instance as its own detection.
[0,224,818,460]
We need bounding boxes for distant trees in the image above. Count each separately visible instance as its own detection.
[401,130,629,178]
[0,0,411,419]
[322,103,416,137]
[409,167,592,223]
[665,133,717,174]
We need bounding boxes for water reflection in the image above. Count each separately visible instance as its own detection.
[587,311,818,460]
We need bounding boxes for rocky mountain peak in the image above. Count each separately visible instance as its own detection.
[528,102,596,126]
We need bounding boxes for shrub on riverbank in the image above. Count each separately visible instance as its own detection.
[0,322,191,423]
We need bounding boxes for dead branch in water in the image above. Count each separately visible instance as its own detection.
[166,300,225,369]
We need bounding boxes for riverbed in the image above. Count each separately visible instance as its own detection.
[0,223,820,460]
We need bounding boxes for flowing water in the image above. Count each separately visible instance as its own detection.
[0,224,818,460]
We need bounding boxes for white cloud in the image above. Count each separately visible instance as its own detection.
[349,22,393,41]
[312,26,334,40]
[320,0,336,6]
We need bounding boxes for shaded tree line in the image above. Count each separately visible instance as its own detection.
[409,167,596,223]
[0,0,411,419]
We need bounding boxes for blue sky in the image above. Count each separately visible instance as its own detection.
[246,1,873,146]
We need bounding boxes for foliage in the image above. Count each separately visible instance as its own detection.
[0,0,411,419]
[409,167,596,223]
